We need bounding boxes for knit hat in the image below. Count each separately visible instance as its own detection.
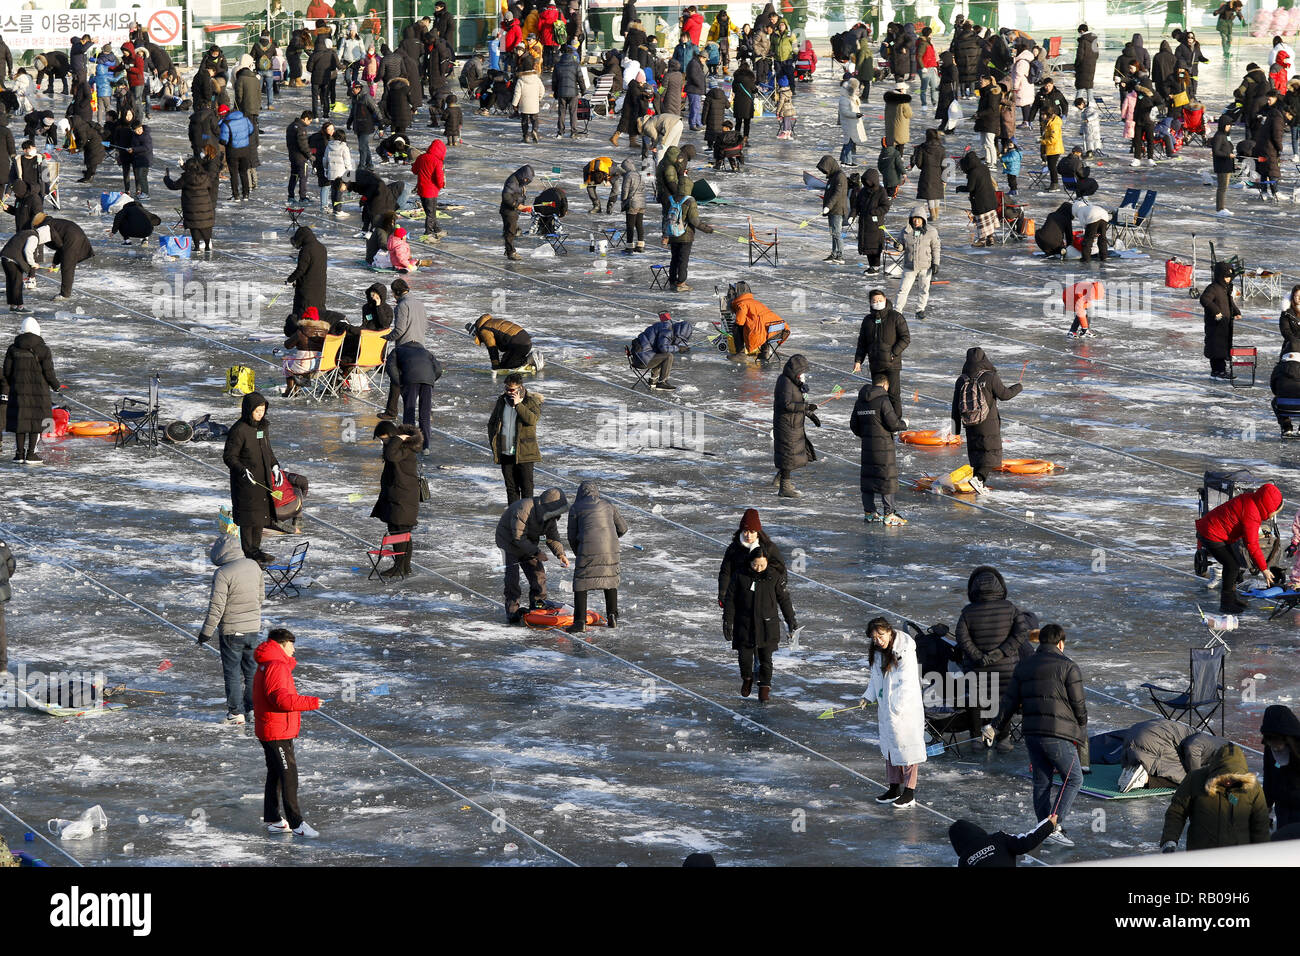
[393,226,407,238]
[391,278,409,295]
[19,316,41,337]
[740,508,762,533]
[217,103,230,115]
[301,306,319,321]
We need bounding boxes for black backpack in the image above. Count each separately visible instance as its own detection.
[956,370,990,426]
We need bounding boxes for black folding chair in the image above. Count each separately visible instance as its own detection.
[746,215,779,266]
[1140,643,1226,735]
[114,374,161,448]
[650,264,670,290]
[264,541,309,598]
[625,345,653,390]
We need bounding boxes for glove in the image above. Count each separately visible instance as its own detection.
[519,204,533,213]
[822,206,829,215]
[978,653,995,667]
[806,403,819,413]
[271,465,283,484]
[196,631,211,645]
[1286,542,1298,559]
[981,724,996,747]
[931,268,938,280]
[898,418,909,430]
[244,468,256,485]
[808,412,821,427]
[1161,841,1177,854]
[722,619,732,643]
[700,224,714,233]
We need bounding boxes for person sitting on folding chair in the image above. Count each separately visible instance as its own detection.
[531,185,569,238]
[197,531,264,726]
[1195,482,1284,614]
[726,281,789,359]
[467,313,534,371]
[1272,351,1300,440]
[629,310,691,390]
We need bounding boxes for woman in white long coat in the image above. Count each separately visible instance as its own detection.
[863,616,927,808]
[838,77,868,166]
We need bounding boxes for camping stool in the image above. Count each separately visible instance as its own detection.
[366,532,411,583]
[543,227,569,255]
[1242,269,1282,302]
[265,541,310,598]
[602,226,626,250]
[1230,347,1257,388]
[650,263,670,290]
[285,205,306,227]
[625,345,653,389]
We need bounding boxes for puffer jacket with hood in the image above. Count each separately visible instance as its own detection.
[855,168,891,254]
[1130,32,1151,73]
[222,391,280,529]
[1195,482,1284,572]
[959,150,997,215]
[899,205,940,273]
[3,322,60,435]
[566,480,628,591]
[1160,744,1271,849]
[816,155,848,217]
[728,282,783,355]
[659,61,685,117]
[877,141,907,191]
[495,488,570,560]
[253,637,320,742]
[974,80,1001,134]
[501,164,534,212]
[1074,30,1098,88]
[1209,117,1235,176]
[371,424,423,528]
[1012,48,1034,106]
[199,534,264,639]
[1272,352,1300,406]
[949,817,1055,867]
[849,381,903,495]
[411,140,446,199]
[838,79,867,144]
[951,346,1021,474]
[855,292,910,370]
[883,86,913,145]
[619,157,645,214]
[998,639,1087,745]
[1261,704,1300,828]
[911,128,945,200]
[956,565,1027,681]
[286,226,328,316]
[1152,40,1177,98]
[1123,718,1195,784]
[773,354,816,472]
[164,158,217,231]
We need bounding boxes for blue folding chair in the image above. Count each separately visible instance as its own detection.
[264,541,309,598]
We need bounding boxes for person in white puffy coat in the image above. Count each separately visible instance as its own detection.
[863,616,927,808]
[838,77,868,166]
[322,130,355,217]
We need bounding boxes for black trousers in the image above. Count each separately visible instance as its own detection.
[1080,220,1109,262]
[499,454,534,504]
[499,344,532,369]
[519,112,538,138]
[239,523,264,559]
[421,196,442,235]
[502,209,519,255]
[228,152,250,198]
[736,113,751,140]
[3,261,25,306]
[556,96,577,133]
[625,211,644,244]
[0,604,6,673]
[262,739,303,828]
[871,364,902,417]
[738,645,774,686]
[131,165,149,194]
[669,239,692,286]
[191,227,212,250]
[1202,538,1242,609]
[572,588,618,622]
[288,159,308,201]
[58,260,77,297]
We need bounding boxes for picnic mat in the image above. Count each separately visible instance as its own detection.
[1015,762,1176,800]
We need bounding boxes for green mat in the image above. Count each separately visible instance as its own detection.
[1016,763,1176,801]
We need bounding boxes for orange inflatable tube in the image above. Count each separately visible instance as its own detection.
[900,429,961,446]
[67,421,123,437]
[997,458,1056,474]
[523,608,607,629]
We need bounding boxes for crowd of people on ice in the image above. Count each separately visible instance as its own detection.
[1,3,1298,861]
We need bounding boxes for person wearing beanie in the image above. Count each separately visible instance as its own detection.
[949,815,1056,866]
[1261,704,1300,830]
[722,540,796,702]
[254,627,322,838]
[3,316,60,464]
[370,419,424,578]
[628,310,690,390]
[1,225,42,313]
[495,486,569,623]
[717,508,787,605]
[1196,482,1285,614]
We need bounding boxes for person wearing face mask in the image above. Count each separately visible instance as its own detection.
[853,289,910,418]
[721,544,797,702]
[1260,704,1300,830]
[772,354,818,499]
[717,509,787,607]
[861,617,926,808]
[893,205,939,322]
[489,373,544,505]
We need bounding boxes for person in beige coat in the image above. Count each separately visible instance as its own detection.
[884,82,913,147]
[838,77,868,165]
[512,69,545,142]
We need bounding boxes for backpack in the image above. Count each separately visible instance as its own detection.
[1027,56,1044,84]
[956,370,990,426]
[257,52,272,72]
[552,18,568,46]
[664,193,689,237]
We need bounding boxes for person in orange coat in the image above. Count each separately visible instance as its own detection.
[727,280,789,357]
[1064,280,1102,338]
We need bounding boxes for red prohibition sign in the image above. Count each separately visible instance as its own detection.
[147,8,181,44]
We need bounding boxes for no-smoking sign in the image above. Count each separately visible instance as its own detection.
[147,8,181,44]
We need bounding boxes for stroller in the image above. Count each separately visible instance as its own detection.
[1193,469,1281,581]
[1180,103,1208,148]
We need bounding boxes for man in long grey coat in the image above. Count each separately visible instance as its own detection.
[198,533,265,725]
[566,480,628,633]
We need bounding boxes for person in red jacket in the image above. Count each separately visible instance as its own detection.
[115,42,147,115]
[538,0,561,71]
[503,17,524,76]
[1195,482,1285,613]
[410,139,446,239]
[682,6,705,46]
[254,627,322,837]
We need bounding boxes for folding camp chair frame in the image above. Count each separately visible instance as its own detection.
[265,541,309,598]
[574,95,593,134]
[1230,347,1257,388]
[113,374,161,449]
[45,160,61,210]
[602,226,626,251]
[625,345,653,389]
[590,74,614,116]
[285,205,306,227]
[305,334,348,402]
[543,225,569,255]
[1140,641,1226,736]
[1023,165,1050,192]
[746,215,778,266]
[1111,189,1156,248]
[349,327,392,392]
[1091,93,1115,120]
[366,531,411,583]
[1044,35,1063,71]
[650,263,670,290]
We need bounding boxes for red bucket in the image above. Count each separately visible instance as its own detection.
[1166,257,1194,288]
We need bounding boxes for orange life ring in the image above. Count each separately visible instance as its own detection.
[68,421,123,437]
[523,608,607,629]
[998,458,1056,475]
[900,429,961,446]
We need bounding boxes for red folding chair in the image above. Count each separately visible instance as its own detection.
[366,532,411,582]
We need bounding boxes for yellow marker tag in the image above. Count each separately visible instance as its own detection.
[797,220,809,228]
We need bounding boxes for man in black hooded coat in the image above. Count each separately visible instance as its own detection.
[1074,25,1098,99]
[951,346,1022,485]
[40,215,94,299]
[1200,260,1240,378]
[222,391,281,563]
[850,373,906,521]
[772,353,818,498]
[285,226,327,317]
[501,164,535,260]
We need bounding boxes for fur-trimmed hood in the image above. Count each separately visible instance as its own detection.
[1203,743,1258,795]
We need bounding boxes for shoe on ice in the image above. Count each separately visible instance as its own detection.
[966,476,987,495]
[652,380,677,390]
[892,788,917,809]
[22,452,42,465]
[864,511,881,523]
[292,821,319,838]
[1116,763,1148,793]
[1216,208,1234,217]
[882,512,907,526]
[758,685,771,702]
[778,479,802,498]
[267,819,291,833]
[223,712,246,725]
[875,785,901,804]
[1130,159,1142,167]
[741,678,753,697]
[1045,827,1074,847]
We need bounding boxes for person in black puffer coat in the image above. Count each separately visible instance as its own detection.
[716,508,787,606]
[910,127,946,218]
[954,24,981,95]
[959,150,998,244]
[500,164,534,260]
[71,116,105,181]
[957,564,1028,743]
[951,346,1022,483]
[1200,260,1240,379]
[853,288,910,415]
[1035,200,1073,257]
[3,316,60,464]
[850,373,906,522]
[1270,350,1300,437]
[110,200,160,244]
[40,215,93,300]
[773,353,818,498]
[370,420,423,579]
[285,226,327,318]
[189,104,221,157]
[1074,25,1098,95]
[164,157,217,250]
[1261,704,1300,830]
[722,542,797,702]
[856,167,891,267]
[222,391,281,564]
[1280,285,1300,352]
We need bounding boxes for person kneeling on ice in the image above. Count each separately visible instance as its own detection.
[370,421,424,578]
[468,313,535,371]
[387,226,432,274]
[254,627,322,838]
[197,531,264,725]
[582,156,621,213]
[862,617,926,808]
[496,487,570,624]
[629,310,692,390]
[1195,481,1284,614]
[851,372,908,525]
[949,814,1057,866]
[722,544,797,703]
[565,480,628,634]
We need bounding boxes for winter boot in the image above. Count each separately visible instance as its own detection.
[399,539,413,575]
[874,785,901,804]
[741,678,753,697]
[380,541,408,579]
[250,169,258,189]
[758,685,771,702]
[778,478,801,498]
[609,131,621,146]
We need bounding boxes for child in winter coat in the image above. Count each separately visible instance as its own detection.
[1063,279,1102,337]
[444,93,464,144]
[387,226,432,273]
[1000,140,1022,196]
[775,83,796,139]
[1039,107,1064,189]
[323,129,355,217]
[1075,96,1102,157]
[877,138,907,198]
[127,119,152,198]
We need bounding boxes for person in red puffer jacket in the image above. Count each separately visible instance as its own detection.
[254,627,322,837]
[682,6,705,46]
[1195,482,1285,614]
[115,42,147,114]
[410,139,446,239]
[538,1,561,71]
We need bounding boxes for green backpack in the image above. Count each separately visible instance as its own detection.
[552,18,568,46]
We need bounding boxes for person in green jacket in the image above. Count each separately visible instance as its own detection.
[488,373,544,504]
[877,138,907,199]
[854,34,874,101]
[1160,743,1271,852]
